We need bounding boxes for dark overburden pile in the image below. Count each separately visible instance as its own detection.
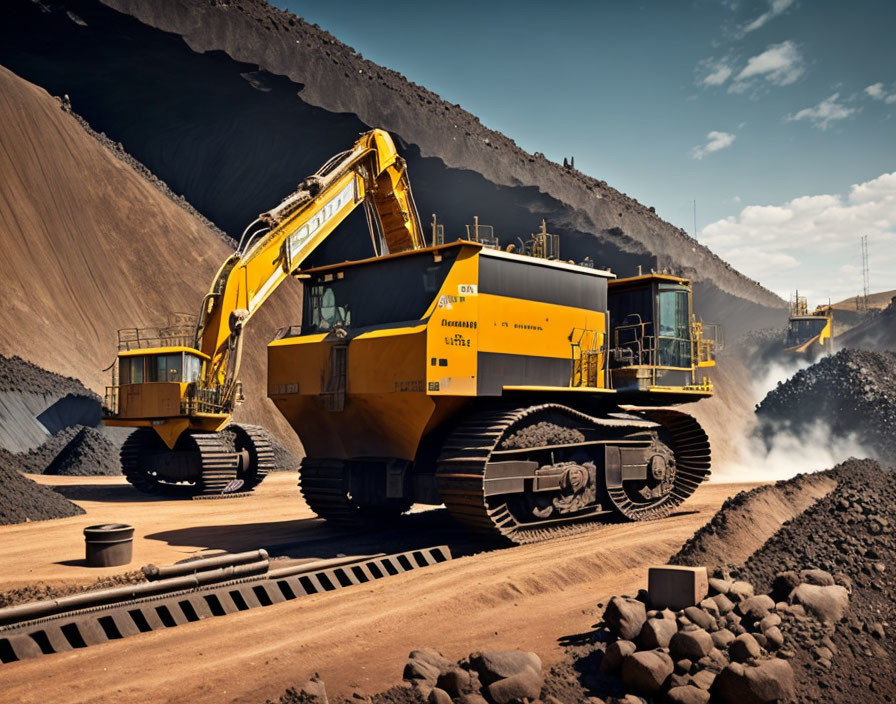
[44,426,120,476]
[837,298,896,351]
[0,463,84,525]
[0,425,121,477]
[740,458,896,702]
[0,353,96,397]
[756,349,896,465]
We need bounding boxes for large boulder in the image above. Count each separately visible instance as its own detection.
[736,595,775,622]
[620,650,674,694]
[711,660,795,704]
[711,629,736,649]
[799,569,835,586]
[604,596,647,640]
[667,685,710,704]
[683,606,715,630]
[600,640,637,674]
[486,666,544,704]
[729,633,761,663]
[469,650,542,685]
[670,629,714,660]
[639,618,678,649]
[428,688,452,704]
[437,667,481,698]
[790,584,849,624]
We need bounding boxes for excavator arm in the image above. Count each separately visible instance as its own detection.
[105,129,425,448]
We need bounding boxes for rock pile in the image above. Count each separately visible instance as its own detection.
[0,425,122,477]
[0,462,84,525]
[402,648,545,704]
[756,349,896,465]
[589,573,800,704]
[43,426,121,476]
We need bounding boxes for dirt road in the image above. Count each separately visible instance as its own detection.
[0,474,758,703]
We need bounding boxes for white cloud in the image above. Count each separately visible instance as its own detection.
[743,0,796,33]
[864,82,896,104]
[700,172,896,301]
[787,93,857,130]
[865,83,885,100]
[701,60,734,86]
[733,41,805,90]
[691,131,736,160]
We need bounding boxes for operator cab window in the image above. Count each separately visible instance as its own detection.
[656,285,692,368]
[146,353,183,383]
[120,356,144,385]
[184,354,203,383]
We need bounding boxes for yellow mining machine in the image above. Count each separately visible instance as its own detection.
[784,292,833,356]
[105,129,719,542]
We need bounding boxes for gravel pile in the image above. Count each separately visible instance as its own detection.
[0,425,121,477]
[13,426,81,473]
[755,349,896,465]
[0,463,84,525]
[44,426,121,476]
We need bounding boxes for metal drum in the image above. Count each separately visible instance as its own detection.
[83,524,134,567]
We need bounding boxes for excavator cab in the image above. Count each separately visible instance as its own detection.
[607,273,716,395]
[784,293,832,354]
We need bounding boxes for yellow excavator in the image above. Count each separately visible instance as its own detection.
[105,129,719,542]
[104,129,426,495]
[784,292,833,356]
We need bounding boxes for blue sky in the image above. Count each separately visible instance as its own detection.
[280,0,895,303]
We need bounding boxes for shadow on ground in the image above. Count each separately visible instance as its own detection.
[53,484,162,503]
[145,507,508,561]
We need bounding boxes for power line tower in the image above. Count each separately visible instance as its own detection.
[858,235,870,312]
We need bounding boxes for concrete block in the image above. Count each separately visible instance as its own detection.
[649,566,709,610]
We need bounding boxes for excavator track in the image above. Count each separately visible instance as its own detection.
[299,458,413,527]
[435,403,710,544]
[120,428,239,497]
[192,433,240,496]
[230,423,277,489]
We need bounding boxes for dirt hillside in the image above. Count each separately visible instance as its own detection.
[0,66,301,454]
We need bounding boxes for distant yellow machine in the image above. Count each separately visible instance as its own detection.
[784,292,833,355]
[105,129,719,542]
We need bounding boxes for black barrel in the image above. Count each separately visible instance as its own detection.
[84,523,134,567]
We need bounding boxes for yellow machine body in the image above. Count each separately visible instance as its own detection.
[268,243,715,463]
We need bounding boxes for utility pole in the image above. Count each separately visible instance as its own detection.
[859,235,870,311]
[693,199,697,239]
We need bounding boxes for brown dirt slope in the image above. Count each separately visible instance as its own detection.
[0,65,301,454]
[670,472,837,568]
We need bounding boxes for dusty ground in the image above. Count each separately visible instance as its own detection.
[0,473,758,703]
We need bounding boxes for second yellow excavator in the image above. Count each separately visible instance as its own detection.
[105,129,719,543]
[104,129,426,495]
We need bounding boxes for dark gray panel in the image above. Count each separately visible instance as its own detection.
[477,352,572,396]
[479,256,607,311]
